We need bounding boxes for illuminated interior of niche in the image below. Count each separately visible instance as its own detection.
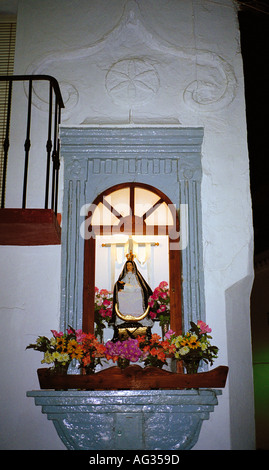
[91,187,174,227]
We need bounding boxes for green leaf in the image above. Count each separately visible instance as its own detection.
[190,321,200,336]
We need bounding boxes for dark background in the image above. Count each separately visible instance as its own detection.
[238,2,269,450]
[238,2,269,256]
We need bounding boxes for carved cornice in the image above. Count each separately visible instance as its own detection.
[60,127,204,182]
[60,126,204,152]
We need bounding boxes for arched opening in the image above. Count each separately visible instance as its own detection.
[83,182,182,337]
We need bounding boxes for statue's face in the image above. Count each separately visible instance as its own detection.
[126,262,133,272]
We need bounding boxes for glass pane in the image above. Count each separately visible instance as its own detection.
[91,202,120,226]
[134,187,160,216]
[104,187,130,217]
[145,202,174,226]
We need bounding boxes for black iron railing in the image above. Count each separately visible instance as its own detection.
[0,75,65,214]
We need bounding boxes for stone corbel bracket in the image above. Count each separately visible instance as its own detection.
[27,388,222,450]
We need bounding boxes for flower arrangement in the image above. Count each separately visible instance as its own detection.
[26,327,106,374]
[80,333,107,373]
[27,320,219,378]
[105,338,142,367]
[94,287,113,340]
[167,321,219,373]
[137,333,175,368]
[148,281,170,326]
[26,327,84,373]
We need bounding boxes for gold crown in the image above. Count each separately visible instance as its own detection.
[126,250,135,262]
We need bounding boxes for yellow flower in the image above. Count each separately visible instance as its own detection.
[67,339,77,348]
[71,345,84,360]
[67,340,83,360]
[190,334,198,342]
[52,351,61,361]
[67,339,78,352]
[56,337,66,351]
[42,351,54,364]
[52,351,70,363]
[188,334,200,349]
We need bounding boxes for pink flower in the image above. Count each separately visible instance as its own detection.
[95,286,99,293]
[100,289,109,296]
[159,281,168,289]
[164,329,175,340]
[148,299,155,308]
[149,311,157,319]
[197,320,212,334]
[159,305,166,312]
[151,292,159,301]
[106,308,112,318]
[51,330,63,337]
[103,299,111,307]
[75,329,87,342]
[159,291,167,299]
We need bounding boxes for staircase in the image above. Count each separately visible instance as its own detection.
[0,75,64,245]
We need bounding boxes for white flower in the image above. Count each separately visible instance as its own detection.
[61,353,70,363]
[179,346,190,355]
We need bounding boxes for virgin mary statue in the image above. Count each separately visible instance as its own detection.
[112,255,153,337]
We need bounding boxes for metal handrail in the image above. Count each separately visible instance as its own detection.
[0,75,65,213]
[0,74,64,107]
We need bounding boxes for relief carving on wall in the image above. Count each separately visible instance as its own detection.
[105,58,160,108]
[25,0,237,121]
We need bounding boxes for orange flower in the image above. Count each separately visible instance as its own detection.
[150,333,161,344]
[162,340,176,354]
[150,347,158,356]
[136,335,146,345]
[96,343,106,356]
[156,350,166,362]
[106,354,118,363]
[143,344,150,353]
[82,355,94,366]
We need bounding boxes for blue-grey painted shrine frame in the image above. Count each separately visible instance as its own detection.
[59,127,205,335]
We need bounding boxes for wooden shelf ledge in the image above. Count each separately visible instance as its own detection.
[0,209,61,245]
[37,365,228,390]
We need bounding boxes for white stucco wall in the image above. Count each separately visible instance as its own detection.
[0,0,255,449]
[0,245,65,449]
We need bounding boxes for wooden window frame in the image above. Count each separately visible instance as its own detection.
[83,182,182,336]
[0,18,16,203]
